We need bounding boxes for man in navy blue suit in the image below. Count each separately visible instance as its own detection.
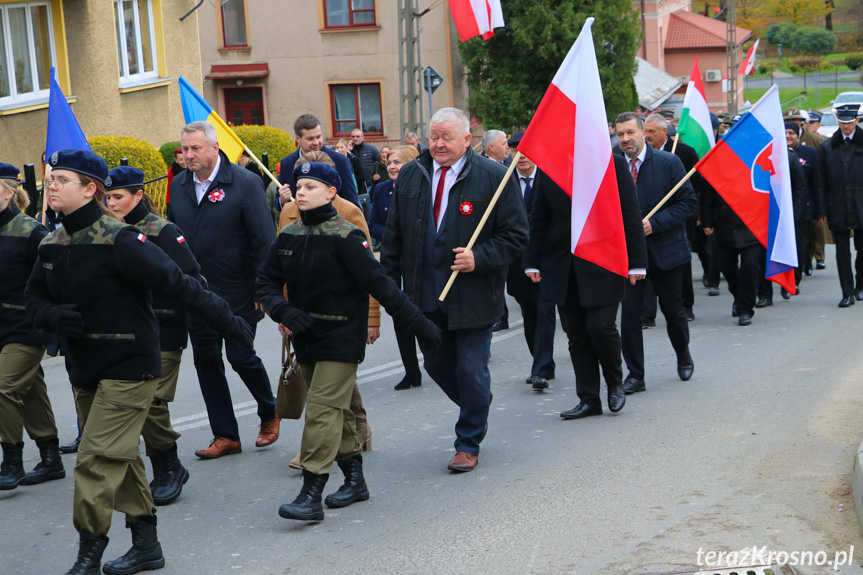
[614,112,697,394]
[275,114,359,210]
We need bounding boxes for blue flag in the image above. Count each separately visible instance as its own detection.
[45,67,90,158]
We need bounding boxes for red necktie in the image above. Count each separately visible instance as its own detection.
[433,166,449,228]
[630,158,639,185]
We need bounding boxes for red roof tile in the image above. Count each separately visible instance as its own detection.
[665,10,752,50]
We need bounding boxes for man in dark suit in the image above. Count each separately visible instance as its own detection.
[275,114,359,210]
[506,131,556,390]
[480,129,513,167]
[525,149,647,419]
[614,112,697,394]
[169,121,278,458]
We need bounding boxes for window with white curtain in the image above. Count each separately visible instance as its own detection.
[0,1,56,105]
[114,0,157,83]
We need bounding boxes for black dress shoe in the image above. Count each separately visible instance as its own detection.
[731,303,738,317]
[58,436,81,454]
[816,259,826,270]
[804,266,813,276]
[622,375,646,394]
[607,385,625,413]
[755,298,772,308]
[394,372,422,390]
[856,290,863,302]
[560,402,602,420]
[738,313,753,326]
[530,376,549,390]
[839,297,855,308]
[685,307,695,321]
[676,350,694,381]
[641,317,656,329]
[708,286,720,296]
[492,318,509,332]
[781,288,791,300]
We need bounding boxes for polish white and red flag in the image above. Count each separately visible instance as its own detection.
[517,17,628,276]
[450,0,505,42]
[739,39,760,76]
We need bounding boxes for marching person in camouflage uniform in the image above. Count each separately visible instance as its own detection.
[104,166,198,506]
[257,161,442,522]
[0,162,65,491]
[26,149,255,575]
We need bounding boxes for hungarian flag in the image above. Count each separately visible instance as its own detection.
[677,57,716,158]
[738,39,760,76]
[517,18,628,277]
[178,76,246,162]
[450,0,504,42]
[695,85,797,293]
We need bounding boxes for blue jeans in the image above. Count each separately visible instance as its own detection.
[419,311,492,456]
[190,324,275,442]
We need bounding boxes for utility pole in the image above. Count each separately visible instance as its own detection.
[398,0,424,141]
[726,0,738,114]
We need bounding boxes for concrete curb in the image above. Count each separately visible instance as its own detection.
[851,437,863,533]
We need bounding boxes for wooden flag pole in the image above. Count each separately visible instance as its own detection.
[670,133,680,155]
[643,166,697,221]
[438,151,522,302]
[244,146,281,188]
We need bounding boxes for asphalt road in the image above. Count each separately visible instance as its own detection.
[4,250,863,575]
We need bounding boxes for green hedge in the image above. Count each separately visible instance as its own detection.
[88,136,169,214]
[159,141,181,168]
[233,125,296,173]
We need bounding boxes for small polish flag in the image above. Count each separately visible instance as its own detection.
[738,39,760,76]
[450,0,504,42]
[362,240,369,249]
[136,233,147,243]
[177,235,186,243]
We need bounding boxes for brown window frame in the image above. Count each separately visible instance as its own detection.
[219,0,249,49]
[328,82,384,138]
[322,0,377,30]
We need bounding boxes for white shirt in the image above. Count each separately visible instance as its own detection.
[518,166,537,198]
[193,155,222,204]
[628,144,647,172]
[431,152,469,230]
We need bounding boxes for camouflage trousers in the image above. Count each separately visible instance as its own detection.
[0,343,57,444]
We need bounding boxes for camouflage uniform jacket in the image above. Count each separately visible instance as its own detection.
[26,201,239,389]
[0,204,50,348]
[257,203,425,365]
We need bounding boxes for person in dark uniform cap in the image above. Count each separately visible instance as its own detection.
[0,162,65,491]
[815,104,863,307]
[258,161,441,522]
[104,166,199,506]
[26,149,255,575]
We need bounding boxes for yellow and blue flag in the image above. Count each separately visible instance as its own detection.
[178,76,245,162]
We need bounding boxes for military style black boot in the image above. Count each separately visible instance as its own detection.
[0,441,25,490]
[324,455,369,508]
[278,470,328,521]
[20,437,65,485]
[64,531,109,575]
[150,443,189,506]
[102,515,165,575]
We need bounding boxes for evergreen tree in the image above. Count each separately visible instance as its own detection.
[458,0,640,131]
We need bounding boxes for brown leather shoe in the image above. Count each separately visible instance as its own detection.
[195,437,242,459]
[447,451,478,472]
[255,418,280,448]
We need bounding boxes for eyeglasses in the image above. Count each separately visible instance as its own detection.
[350,135,363,138]
[45,177,84,190]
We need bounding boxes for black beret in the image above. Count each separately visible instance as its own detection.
[0,162,20,181]
[48,149,109,185]
[293,161,342,191]
[508,130,525,147]
[106,166,145,191]
[784,121,801,134]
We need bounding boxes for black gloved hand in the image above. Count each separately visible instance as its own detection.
[411,316,442,350]
[54,304,84,339]
[191,325,222,372]
[224,316,255,351]
[279,305,314,335]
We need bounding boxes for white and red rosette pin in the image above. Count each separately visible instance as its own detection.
[208,189,226,203]
[459,201,473,215]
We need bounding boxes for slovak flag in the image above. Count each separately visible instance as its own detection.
[517,18,628,277]
[450,0,505,42]
[695,84,797,293]
[739,39,760,76]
